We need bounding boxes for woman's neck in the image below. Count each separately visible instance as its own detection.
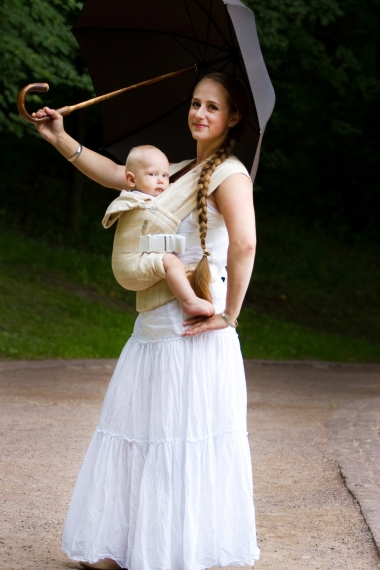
[196,138,225,164]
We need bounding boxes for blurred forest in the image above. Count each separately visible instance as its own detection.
[0,0,379,244]
[0,0,379,361]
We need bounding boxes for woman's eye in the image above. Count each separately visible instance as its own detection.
[209,105,218,111]
[191,101,200,107]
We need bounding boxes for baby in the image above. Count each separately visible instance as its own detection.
[124,145,214,317]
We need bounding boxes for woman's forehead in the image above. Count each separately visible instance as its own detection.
[193,79,228,102]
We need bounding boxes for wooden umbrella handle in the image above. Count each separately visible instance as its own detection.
[17,64,197,124]
[17,83,71,123]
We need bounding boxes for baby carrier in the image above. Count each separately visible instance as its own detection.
[102,157,251,312]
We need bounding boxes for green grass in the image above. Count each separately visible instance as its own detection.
[248,213,380,345]
[239,308,380,362]
[0,229,136,359]
[0,227,379,362]
[0,272,135,359]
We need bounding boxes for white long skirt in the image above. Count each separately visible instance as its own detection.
[62,278,260,570]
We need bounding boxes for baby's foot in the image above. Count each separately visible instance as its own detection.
[182,297,215,317]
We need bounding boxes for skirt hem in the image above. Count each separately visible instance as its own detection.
[62,549,261,570]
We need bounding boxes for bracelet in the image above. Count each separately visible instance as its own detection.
[67,144,83,162]
[221,313,238,328]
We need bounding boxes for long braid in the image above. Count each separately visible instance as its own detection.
[188,71,249,303]
[190,136,236,302]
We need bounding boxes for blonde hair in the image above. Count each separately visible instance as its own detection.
[189,73,249,303]
[125,145,166,173]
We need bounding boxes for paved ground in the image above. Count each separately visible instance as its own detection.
[0,359,379,570]
[328,397,380,552]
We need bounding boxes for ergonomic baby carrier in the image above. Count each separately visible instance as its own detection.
[102,157,250,311]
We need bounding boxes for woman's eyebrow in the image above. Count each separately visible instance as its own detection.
[192,97,219,105]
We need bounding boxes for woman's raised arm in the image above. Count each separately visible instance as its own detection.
[33,107,127,191]
[183,172,256,336]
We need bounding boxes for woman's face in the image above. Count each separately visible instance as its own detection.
[188,79,239,145]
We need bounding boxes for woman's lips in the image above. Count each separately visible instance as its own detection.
[194,123,208,128]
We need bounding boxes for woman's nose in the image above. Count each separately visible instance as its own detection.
[195,105,205,118]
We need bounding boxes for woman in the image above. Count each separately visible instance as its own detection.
[34,73,259,570]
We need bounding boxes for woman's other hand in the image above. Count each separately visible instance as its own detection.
[32,106,65,146]
[182,313,228,336]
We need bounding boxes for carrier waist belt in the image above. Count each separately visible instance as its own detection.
[137,227,228,254]
[139,234,186,254]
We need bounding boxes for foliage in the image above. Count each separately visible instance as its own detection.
[0,0,92,136]
[1,0,377,235]
[246,0,380,234]
[1,0,378,363]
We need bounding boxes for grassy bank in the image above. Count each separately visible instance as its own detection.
[248,213,380,346]
[0,226,379,362]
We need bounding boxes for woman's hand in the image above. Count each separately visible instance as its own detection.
[182,313,228,336]
[32,106,65,146]
[31,107,126,190]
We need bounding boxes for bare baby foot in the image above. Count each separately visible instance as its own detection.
[182,298,215,317]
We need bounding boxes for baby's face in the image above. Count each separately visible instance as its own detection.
[132,149,170,197]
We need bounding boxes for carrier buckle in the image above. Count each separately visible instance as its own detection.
[139,234,186,254]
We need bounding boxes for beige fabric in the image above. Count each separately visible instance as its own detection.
[102,156,251,311]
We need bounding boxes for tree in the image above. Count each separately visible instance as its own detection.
[1,0,378,237]
[0,0,93,136]
[245,0,380,234]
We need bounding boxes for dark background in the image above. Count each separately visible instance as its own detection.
[0,0,379,356]
[1,0,378,245]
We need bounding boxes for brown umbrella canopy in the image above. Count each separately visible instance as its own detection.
[72,0,275,176]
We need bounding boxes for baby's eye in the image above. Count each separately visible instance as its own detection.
[148,172,157,176]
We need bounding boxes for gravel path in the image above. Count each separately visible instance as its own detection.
[0,359,379,570]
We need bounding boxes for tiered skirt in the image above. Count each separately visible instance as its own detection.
[62,280,259,570]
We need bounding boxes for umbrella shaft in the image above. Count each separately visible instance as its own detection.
[70,64,198,113]
[17,64,198,124]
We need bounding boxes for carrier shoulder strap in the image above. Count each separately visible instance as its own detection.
[102,156,251,230]
[156,155,251,222]
[135,157,252,313]
[102,191,151,228]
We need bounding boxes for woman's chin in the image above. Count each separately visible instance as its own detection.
[191,130,211,142]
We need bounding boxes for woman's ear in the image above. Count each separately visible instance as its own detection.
[228,111,241,128]
[125,171,136,189]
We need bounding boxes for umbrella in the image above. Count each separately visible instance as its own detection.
[19,0,275,177]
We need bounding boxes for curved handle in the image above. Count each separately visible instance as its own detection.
[17,65,198,124]
[17,83,71,123]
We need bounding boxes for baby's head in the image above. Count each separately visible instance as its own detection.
[125,145,170,197]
